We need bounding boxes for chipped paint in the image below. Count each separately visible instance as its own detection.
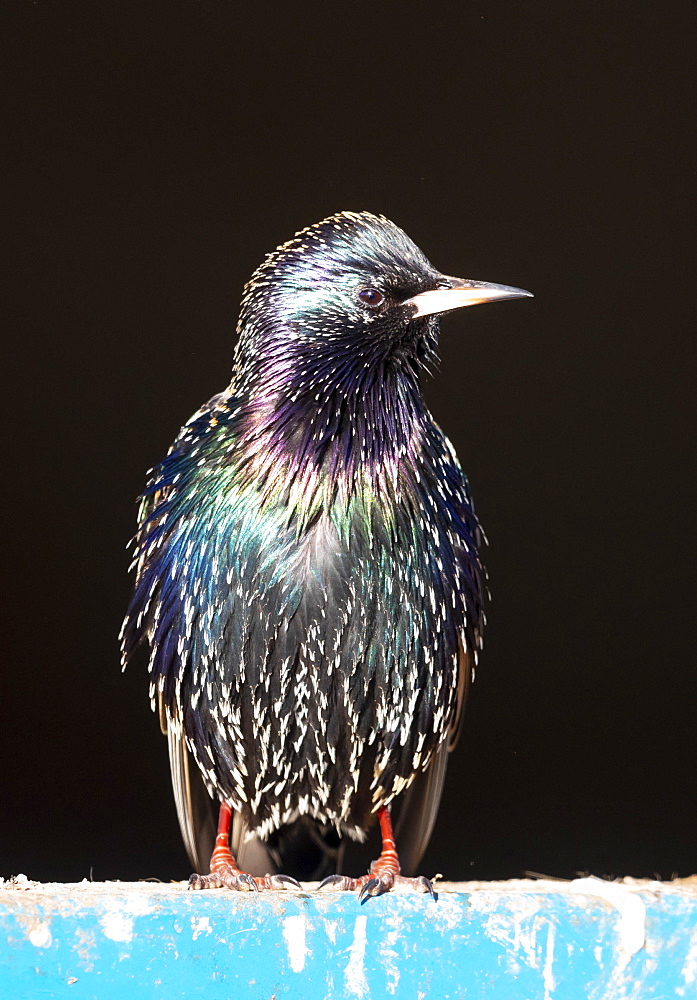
[677,927,697,997]
[474,892,545,975]
[542,922,556,1000]
[100,910,133,943]
[74,927,97,972]
[683,931,697,982]
[191,915,212,940]
[431,892,463,931]
[282,913,309,972]
[98,891,154,946]
[379,917,402,994]
[344,915,368,997]
[27,922,52,948]
[1,879,697,998]
[570,877,646,955]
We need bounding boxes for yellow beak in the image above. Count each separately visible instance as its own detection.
[403,276,533,318]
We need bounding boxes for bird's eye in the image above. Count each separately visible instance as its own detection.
[358,287,384,308]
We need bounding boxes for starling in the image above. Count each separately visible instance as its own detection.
[121,212,531,897]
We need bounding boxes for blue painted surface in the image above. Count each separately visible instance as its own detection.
[1,878,696,999]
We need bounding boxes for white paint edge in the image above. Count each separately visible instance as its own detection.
[570,877,646,955]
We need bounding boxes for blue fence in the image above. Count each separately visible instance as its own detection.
[1,876,696,998]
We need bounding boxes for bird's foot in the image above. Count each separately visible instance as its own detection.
[189,824,301,892]
[189,864,301,892]
[319,869,434,901]
[317,805,435,900]
[189,802,302,891]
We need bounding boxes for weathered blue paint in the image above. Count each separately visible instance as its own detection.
[1,878,696,999]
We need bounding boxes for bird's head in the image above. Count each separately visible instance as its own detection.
[234,211,531,393]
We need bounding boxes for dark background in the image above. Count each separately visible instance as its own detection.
[3,3,693,884]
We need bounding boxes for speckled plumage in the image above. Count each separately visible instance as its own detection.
[121,212,527,882]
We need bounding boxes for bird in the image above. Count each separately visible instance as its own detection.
[121,211,531,898]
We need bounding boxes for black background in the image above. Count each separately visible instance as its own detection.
[3,3,694,884]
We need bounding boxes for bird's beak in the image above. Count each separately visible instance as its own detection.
[403,277,533,318]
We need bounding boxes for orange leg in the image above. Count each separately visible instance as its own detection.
[318,805,435,901]
[189,802,301,892]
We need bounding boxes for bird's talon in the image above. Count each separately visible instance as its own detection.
[413,875,436,899]
[271,874,302,890]
[318,874,353,891]
[359,877,382,902]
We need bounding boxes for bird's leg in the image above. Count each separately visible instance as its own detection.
[318,805,435,901]
[189,802,301,891]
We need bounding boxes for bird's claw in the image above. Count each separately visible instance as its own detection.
[409,875,436,899]
[266,873,303,890]
[358,877,383,902]
[363,873,435,900]
[317,871,435,901]
[318,874,356,891]
[189,869,258,891]
[189,868,301,891]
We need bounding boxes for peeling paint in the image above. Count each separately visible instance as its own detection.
[431,894,463,931]
[542,923,556,1000]
[379,918,402,995]
[73,927,97,972]
[99,893,154,946]
[100,910,133,943]
[191,915,212,940]
[678,928,697,996]
[1,879,696,997]
[478,895,544,975]
[282,913,309,972]
[28,922,52,948]
[683,931,697,982]
[124,894,152,917]
[570,877,646,955]
[344,915,368,997]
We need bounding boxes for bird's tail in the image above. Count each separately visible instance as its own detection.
[264,816,344,883]
[166,717,343,881]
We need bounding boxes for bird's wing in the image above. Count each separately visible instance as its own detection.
[160,697,217,874]
[448,638,474,753]
[125,391,236,877]
[160,696,277,876]
[393,641,473,875]
[389,423,482,876]
[123,390,240,874]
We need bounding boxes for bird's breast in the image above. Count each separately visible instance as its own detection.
[137,404,477,835]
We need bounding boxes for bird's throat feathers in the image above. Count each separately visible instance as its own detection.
[230,347,431,523]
